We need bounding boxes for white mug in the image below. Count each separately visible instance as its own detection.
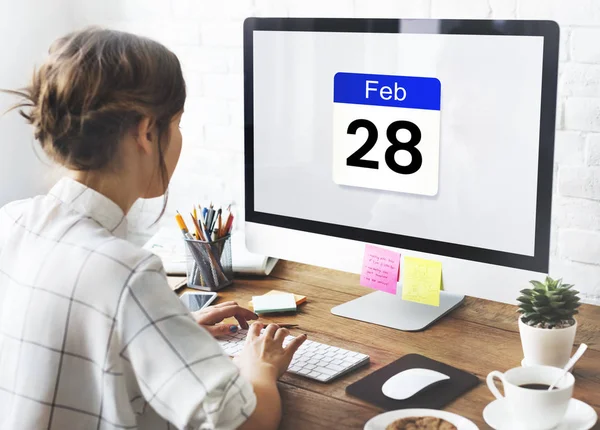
[486,365,574,430]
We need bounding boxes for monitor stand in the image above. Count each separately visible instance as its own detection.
[330,288,465,332]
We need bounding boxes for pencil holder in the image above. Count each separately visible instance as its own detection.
[184,235,233,291]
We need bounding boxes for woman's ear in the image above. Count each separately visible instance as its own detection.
[134,117,155,155]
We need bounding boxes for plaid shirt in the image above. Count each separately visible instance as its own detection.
[0,177,256,430]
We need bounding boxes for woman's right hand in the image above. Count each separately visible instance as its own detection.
[233,322,307,382]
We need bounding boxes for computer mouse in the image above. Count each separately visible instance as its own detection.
[382,368,450,400]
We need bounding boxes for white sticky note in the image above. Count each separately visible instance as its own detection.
[251,293,297,314]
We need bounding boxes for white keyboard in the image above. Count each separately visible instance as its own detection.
[217,329,370,382]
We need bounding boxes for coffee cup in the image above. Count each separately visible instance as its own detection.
[486,365,574,430]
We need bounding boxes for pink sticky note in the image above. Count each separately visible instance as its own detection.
[360,244,400,294]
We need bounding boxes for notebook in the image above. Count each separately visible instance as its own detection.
[251,293,297,314]
[143,227,278,276]
[248,290,307,310]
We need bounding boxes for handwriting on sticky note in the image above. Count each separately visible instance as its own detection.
[402,256,442,306]
[360,244,400,294]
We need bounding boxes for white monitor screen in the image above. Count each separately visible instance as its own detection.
[246,20,557,272]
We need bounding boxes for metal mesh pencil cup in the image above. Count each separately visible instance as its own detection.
[184,234,233,291]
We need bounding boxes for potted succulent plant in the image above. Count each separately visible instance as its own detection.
[517,276,581,368]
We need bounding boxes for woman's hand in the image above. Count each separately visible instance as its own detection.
[234,322,307,382]
[192,301,258,337]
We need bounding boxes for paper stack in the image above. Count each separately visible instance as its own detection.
[143,226,278,276]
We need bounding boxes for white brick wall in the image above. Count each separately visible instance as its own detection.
[72,0,600,305]
[431,0,492,18]
[571,28,600,63]
[589,134,600,165]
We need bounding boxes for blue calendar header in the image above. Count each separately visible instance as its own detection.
[333,72,441,111]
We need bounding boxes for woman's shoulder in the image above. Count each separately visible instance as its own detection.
[0,196,33,218]
[0,197,38,242]
[97,235,166,276]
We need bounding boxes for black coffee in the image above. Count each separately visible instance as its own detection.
[519,383,556,390]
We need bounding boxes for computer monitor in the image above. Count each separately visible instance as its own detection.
[243,18,559,331]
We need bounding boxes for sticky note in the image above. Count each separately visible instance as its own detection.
[402,256,442,306]
[249,290,306,310]
[251,293,297,314]
[360,244,400,294]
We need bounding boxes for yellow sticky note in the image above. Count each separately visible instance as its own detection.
[402,256,442,306]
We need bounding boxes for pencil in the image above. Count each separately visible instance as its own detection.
[222,210,231,237]
[216,211,222,238]
[225,213,234,235]
[190,212,204,240]
[198,212,211,242]
[175,211,193,239]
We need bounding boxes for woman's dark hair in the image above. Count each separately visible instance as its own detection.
[2,26,186,218]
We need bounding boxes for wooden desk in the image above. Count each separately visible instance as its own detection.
[171,261,600,429]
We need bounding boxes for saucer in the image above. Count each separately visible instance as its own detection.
[483,397,597,430]
[364,408,478,430]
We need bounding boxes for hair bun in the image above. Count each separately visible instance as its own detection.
[2,26,186,171]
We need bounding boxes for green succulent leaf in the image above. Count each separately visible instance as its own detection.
[519,304,535,313]
[530,280,546,289]
[518,276,579,326]
[549,301,566,308]
[517,296,533,304]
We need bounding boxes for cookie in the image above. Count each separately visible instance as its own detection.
[385,416,457,430]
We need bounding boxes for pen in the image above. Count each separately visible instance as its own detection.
[215,209,222,235]
[211,208,220,232]
[206,208,215,233]
[257,323,299,329]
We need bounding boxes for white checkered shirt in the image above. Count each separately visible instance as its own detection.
[0,177,256,430]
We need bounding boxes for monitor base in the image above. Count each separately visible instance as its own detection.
[331,289,465,332]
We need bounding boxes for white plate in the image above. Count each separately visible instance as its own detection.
[364,408,479,430]
[483,398,598,430]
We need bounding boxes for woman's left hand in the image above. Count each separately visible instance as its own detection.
[193,301,259,337]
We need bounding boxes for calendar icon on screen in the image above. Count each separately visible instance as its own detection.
[332,72,441,196]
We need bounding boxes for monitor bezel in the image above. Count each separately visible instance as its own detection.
[244,18,559,273]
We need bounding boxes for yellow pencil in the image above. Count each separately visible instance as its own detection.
[190,212,204,240]
[175,211,192,239]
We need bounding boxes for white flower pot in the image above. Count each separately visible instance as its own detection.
[518,317,577,368]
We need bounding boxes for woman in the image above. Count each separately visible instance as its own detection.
[0,27,305,430]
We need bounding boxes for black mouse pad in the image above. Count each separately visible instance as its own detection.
[345,353,479,410]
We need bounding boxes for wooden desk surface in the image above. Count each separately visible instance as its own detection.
[171,260,600,429]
